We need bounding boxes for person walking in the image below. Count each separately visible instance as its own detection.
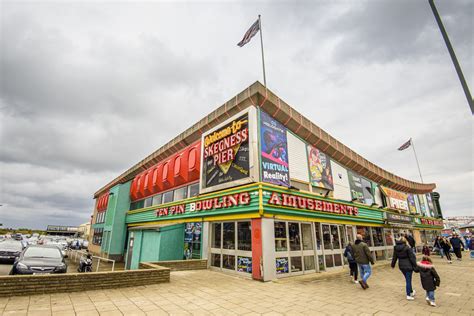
[344,242,358,284]
[433,236,443,258]
[439,237,452,263]
[352,234,374,290]
[391,237,418,300]
[450,233,465,261]
[405,233,416,254]
[417,256,441,307]
[422,243,430,256]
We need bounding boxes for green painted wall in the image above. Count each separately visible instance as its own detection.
[101,181,132,256]
[158,224,185,261]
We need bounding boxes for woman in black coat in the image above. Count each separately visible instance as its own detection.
[391,237,418,300]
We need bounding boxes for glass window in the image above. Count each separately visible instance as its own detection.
[331,226,341,249]
[222,255,235,270]
[304,256,315,271]
[174,187,187,201]
[237,256,252,273]
[289,223,301,251]
[223,222,235,249]
[373,227,384,247]
[346,226,355,244]
[152,194,162,206]
[135,200,144,210]
[375,250,385,260]
[211,253,221,267]
[315,223,322,250]
[276,257,289,274]
[356,226,372,247]
[188,183,199,198]
[144,197,153,208]
[318,255,325,271]
[291,257,302,272]
[129,201,137,211]
[301,224,313,250]
[237,222,252,251]
[322,224,332,250]
[384,229,394,246]
[162,191,174,204]
[274,221,287,251]
[334,254,342,266]
[211,223,221,248]
[325,255,334,268]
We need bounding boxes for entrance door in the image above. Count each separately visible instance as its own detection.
[321,224,344,269]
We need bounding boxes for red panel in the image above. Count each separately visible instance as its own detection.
[152,164,163,192]
[188,143,201,180]
[104,193,109,210]
[97,196,102,211]
[251,218,263,281]
[137,173,145,199]
[130,178,138,200]
[173,153,187,186]
[143,168,154,196]
[161,160,173,189]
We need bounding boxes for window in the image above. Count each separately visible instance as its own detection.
[372,227,384,247]
[188,183,199,198]
[315,223,322,250]
[162,191,174,204]
[95,211,106,224]
[211,223,221,248]
[274,222,287,251]
[211,253,221,267]
[356,226,372,247]
[144,197,153,208]
[384,229,394,246]
[223,255,235,270]
[237,222,252,251]
[130,200,144,211]
[92,228,104,245]
[152,194,162,206]
[223,222,235,249]
[174,187,187,201]
[289,222,301,251]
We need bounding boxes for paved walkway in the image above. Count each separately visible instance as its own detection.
[1,255,473,316]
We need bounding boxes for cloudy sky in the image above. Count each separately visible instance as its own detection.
[1,0,472,229]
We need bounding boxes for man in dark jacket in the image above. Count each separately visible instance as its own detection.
[352,234,374,290]
[449,234,465,260]
[392,237,418,300]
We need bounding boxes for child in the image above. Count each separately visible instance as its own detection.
[417,256,441,307]
[422,243,430,256]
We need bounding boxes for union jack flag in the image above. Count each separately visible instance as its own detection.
[397,139,412,151]
[237,19,260,47]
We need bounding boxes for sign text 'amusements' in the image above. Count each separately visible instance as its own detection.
[267,191,359,216]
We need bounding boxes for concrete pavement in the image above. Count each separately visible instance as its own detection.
[0,255,472,316]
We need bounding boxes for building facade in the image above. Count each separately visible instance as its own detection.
[90,82,443,281]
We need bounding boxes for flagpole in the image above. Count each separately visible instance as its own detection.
[410,138,424,183]
[258,15,267,87]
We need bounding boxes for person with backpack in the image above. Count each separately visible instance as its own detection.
[352,234,374,289]
[344,242,358,283]
[439,237,452,263]
[391,237,418,301]
[417,256,441,307]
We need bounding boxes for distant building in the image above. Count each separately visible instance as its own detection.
[46,225,78,236]
[443,216,474,229]
[78,222,91,240]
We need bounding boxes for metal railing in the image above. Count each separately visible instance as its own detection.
[67,249,115,272]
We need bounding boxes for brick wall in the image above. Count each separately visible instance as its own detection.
[140,259,207,271]
[0,267,170,297]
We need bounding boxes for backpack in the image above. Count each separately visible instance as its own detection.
[345,244,355,261]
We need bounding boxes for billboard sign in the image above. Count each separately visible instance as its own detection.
[380,186,409,212]
[348,172,365,203]
[407,194,417,214]
[260,110,290,186]
[307,145,334,190]
[200,107,259,194]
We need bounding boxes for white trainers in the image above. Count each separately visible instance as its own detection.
[425,297,430,301]
[406,296,415,301]
[410,290,416,297]
[354,280,359,284]
[429,301,437,307]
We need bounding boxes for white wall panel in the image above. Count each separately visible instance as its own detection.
[330,160,351,201]
[287,132,309,182]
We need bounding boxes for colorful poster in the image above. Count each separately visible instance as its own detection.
[418,194,427,216]
[307,145,334,190]
[237,256,252,273]
[260,111,290,186]
[426,194,435,217]
[348,172,365,203]
[380,186,409,211]
[407,194,417,214]
[202,113,249,189]
[276,257,289,274]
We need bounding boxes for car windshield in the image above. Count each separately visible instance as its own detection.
[0,241,23,251]
[24,247,62,259]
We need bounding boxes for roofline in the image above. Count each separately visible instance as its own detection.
[94,81,435,198]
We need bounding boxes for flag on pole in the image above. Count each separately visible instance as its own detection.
[397,139,412,151]
[237,19,260,47]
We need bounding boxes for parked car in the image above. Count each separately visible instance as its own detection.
[0,240,23,263]
[10,245,67,275]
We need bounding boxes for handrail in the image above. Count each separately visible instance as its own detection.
[67,249,115,272]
